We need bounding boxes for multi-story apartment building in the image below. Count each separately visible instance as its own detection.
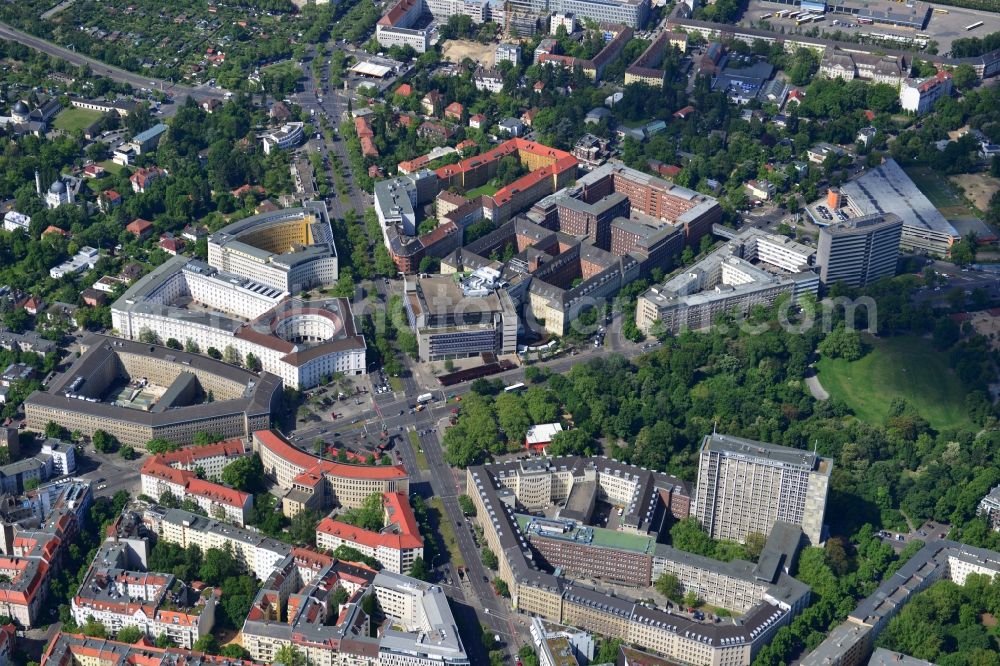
[251,430,409,517]
[376,0,431,53]
[804,539,1000,666]
[152,507,293,580]
[240,548,469,666]
[43,632,257,666]
[0,485,87,627]
[636,244,819,335]
[141,450,252,526]
[495,43,522,64]
[24,336,280,450]
[260,122,304,155]
[151,438,248,481]
[572,163,722,245]
[70,541,217,649]
[465,457,811,666]
[625,32,671,87]
[817,214,903,288]
[316,491,424,574]
[694,433,832,545]
[977,485,1000,530]
[506,0,649,28]
[900,70,952,115]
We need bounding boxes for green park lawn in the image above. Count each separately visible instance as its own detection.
[815,335,973,431]
[465,183,499,198]
[53,107,104,132]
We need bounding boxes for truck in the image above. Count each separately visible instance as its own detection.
[417,393,433,404]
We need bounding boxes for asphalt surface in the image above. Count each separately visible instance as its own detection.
[0,20,228,103]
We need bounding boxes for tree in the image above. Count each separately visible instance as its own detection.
[184,339,201,354]
[207,347,222,360]
[138,328,162,345]
[819,324,865,361]
[192,635,217,654]
[275,644,305,666]
[82,618,109,638]
[745,532,766,560]
[92,429,119,453]
[952,63,977,90]
[547,429,592,456]
[683,590,699,608]
[220,645,249,660]
[670,518,716,557]
[289,509,320,546]
[200,546,240,585]
[458,494,477,516]
[223,345,242,367]
[146,438,180,454]
[482,547,499,570]
[115,626,143,644]
[45,420,66,440]
[338,493,385,531]
[493,577,509,597]
[24,478,39,491]
[166,338,182,350]
[119,445,136,460]
[655,573,684,603]
[245,352,261,372]
[221,454,265,493]
[409,557,431,581]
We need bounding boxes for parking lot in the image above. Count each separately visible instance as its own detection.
[741,0,1000,54]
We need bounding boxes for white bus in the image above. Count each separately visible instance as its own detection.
[966,21,984,31]
[760,12,772,19]
[504,383,526,393]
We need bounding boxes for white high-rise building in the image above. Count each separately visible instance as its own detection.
[694,433,832,545]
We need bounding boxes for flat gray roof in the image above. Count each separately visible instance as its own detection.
[840,160,957,238]
[703,433,830,474]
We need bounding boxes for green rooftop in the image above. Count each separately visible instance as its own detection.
[516,514,655,555]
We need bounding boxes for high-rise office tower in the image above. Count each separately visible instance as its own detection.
[817,213,902,288]
[694,433,832,545]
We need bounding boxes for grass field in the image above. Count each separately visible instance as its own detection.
[53,107,103,132]
[815,335,973,431]
[428,497,465,568]
[904,166,977,218]
[408,430,428,471]
[263,60,302,79]
[97,159,124,175]
[465,183,499,198]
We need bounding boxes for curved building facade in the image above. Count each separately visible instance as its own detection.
[208,201,338,293]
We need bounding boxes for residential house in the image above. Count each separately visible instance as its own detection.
[421,90,444,116]
[444,102,463,121]
[126,218,154,240]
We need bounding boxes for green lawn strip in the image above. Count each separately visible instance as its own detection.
[428,497,465,568]
[465,183,499,198]
[97,159,124,175]
[408,430,429,471]
[815,335,973,431]
[389,376,404,391]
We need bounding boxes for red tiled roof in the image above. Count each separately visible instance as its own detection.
[254,430,408,481]
[157,439,246,467]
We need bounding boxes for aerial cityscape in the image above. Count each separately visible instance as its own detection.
[0,0,998,665]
